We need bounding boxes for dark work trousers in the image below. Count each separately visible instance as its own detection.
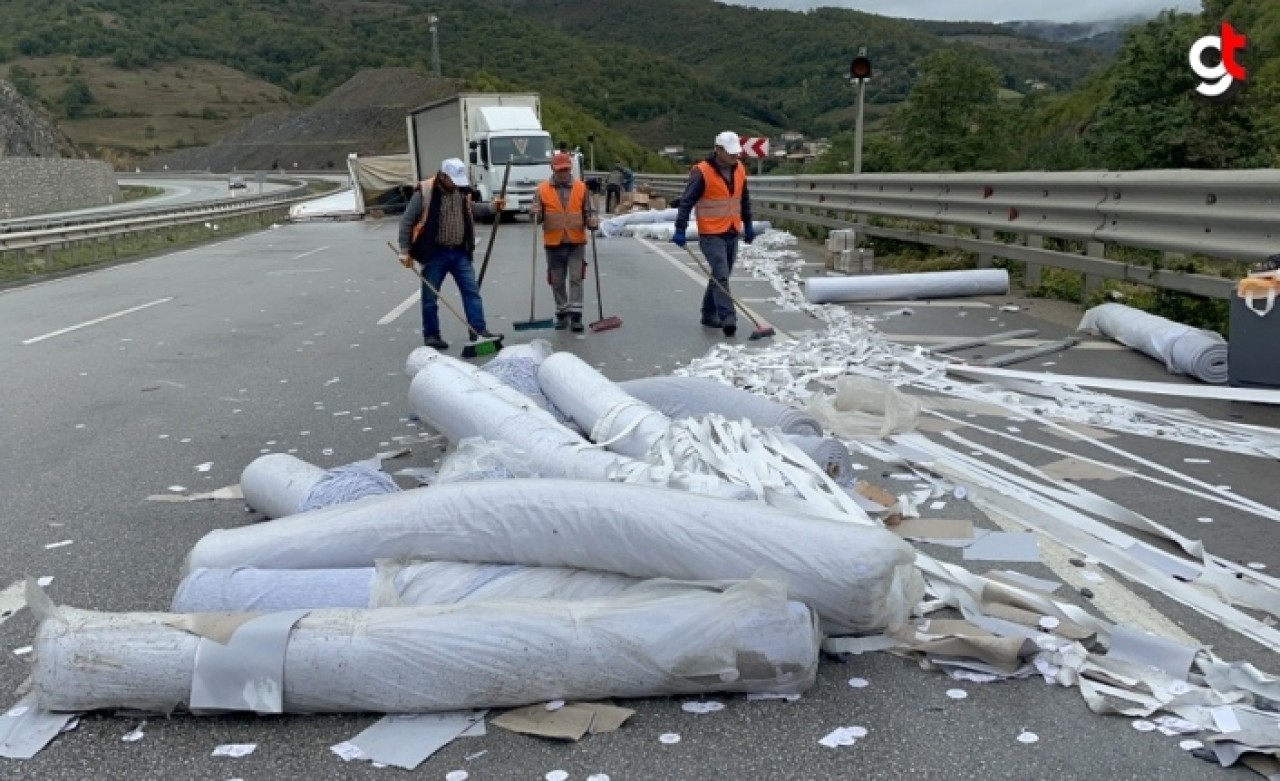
[605,184,622,213]
[699,233,738,327]
[418,247,486,338]
[545,242,587,321]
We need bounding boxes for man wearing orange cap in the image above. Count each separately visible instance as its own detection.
[530,152,599,332]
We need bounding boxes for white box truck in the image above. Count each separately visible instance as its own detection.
[406,92,581,219]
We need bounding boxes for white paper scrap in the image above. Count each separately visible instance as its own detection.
[1197,517,1214,524]
[122,723,146,742]
[1038,617,1060,630]
[659,733,681,745]
[12,647,31,656]
[746,692,801,703]
[36,576,52,587]
[1210,706,1241,734]
[331,741,366,762]
[1131,720,1156,733]
[212,744,256,758]
[847,677,870,689]
[946,689,969,700]
[929,501,947,510]
[545,700,565,711]
[682,701,725,715]
[587,775,612,781]
[819,727,859,748]
[1017,731,1039,744]
[43,540,73,550]
[1183,458,1211,464]
[1247,562,1267,570]
[546,771,569,781]
[1180,740,1204,751]
[446,772,469,781]
[195,462,213,472]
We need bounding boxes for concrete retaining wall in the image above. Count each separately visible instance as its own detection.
[0,158,121,219]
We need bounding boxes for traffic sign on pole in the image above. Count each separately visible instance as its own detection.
[738,137,770,159]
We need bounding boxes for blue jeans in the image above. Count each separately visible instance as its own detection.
[699,233,738,326]
[419,247,487,337]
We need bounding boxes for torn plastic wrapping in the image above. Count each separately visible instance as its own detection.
[184,478,923,635]
[172,562,647,613]
[618,376,823,436]
[805,376,921,440]
[1079,303,1229,384]
[33,579,820,714]
[434,438,538,483]
[240,454,327,519]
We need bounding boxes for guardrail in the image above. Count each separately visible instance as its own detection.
[634,170,1280,300]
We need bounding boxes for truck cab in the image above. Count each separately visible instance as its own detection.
[468,106,554,216]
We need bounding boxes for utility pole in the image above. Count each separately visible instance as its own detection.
[428,15,442,78]
[850,47,872,175]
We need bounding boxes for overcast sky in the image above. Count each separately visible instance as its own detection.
[718,0,1201,24]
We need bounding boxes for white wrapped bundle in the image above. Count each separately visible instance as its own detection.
[628,220,771,242]
[240,454,327,519]
[1079,303,1229,384]
[619,376,823,436]
[785,435,854,485]
[804,269,1009,304]
[33,579,820,714]
[538,352,670,460]
[184,479,923,634]
[171,562,645,613]
[405,347,560,426]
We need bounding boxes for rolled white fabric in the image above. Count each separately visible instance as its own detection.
[1079,303,1229,384]
[628,221,771,242]
[785,435,854,485]
[538,352,670,459]
[34,579,820,714]
[405,347,560,425]
[619,376,823,437]
[804,269,1009,304]
[184,478,924,635]
[170,562,645,613]
[240,454,327,519]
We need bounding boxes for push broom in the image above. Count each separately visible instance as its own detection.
[513,214,556,331]
[387,242,502,358]
[683,244,776,341]
[588,227,622,332]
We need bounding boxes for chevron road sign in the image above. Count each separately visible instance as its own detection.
[739,137,770,159]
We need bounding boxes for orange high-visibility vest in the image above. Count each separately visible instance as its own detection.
[694,161,745,235]
[410,177,473,245]
[537,179,588,246]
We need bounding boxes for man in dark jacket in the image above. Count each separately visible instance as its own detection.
[673,132,754,337]
[397,158,504,349]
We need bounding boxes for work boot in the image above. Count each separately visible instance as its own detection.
[722,323,737,337]
[571,316,585,333]
[554,314,569,331]
[701,317,722,329]
[424,334,449,349]
[475,329,503,340]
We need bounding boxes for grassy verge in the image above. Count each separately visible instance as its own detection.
[0,207,291,286]
[120,185,165,202]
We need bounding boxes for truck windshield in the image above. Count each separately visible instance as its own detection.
[488,136,553,166]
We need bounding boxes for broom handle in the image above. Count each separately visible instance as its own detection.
[476,161,512,288]
[591,229,605,321]
[684,245,763,329]
[388,241,482,341]
[529,212,540,320]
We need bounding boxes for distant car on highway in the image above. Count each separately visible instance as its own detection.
[228,175,247,190]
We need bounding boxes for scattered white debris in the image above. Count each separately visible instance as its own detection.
[545,700,565,711]
[13,646,32,656]
[847,677,870,689]
[331,741,366,761]
[681,701,725,714]
[74,424,85,430]
[195,462,213,472]
[325,378,341,387]
[37,576,53,587]
[180,438,192,444]
[1038,617,1060,630]
[546,771,569,781]
[1131,720,1156,733]
[122,722,146,742]
[946,689,968,700]
[44,540,73,550]
[1017,731,1039,744]
[587,775,612,781]
[212,744,256,758]
[1247,562,1267,570]
[746,692,801,703]
[446,771,469,781]
[1180,740,1204,751]
[167,485,186,492]
[464,751,487,761]
[1183,458,1211,464]
[60,716,79,733]
[659,733,681,745]
[322,448,334,456]
[1197,517,1214,524]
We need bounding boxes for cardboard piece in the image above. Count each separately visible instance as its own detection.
[909,635,1035,673]
[855,481,901,525]
[891,518,974,542]
[980,603,1092,641]
[1040,458,1132,482]
[491,701,633,741]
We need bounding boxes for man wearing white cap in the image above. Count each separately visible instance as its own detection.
[398,158,505,349]
[672,131,754,337]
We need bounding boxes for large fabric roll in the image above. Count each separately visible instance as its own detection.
[784,434,854,485]
[1079,303,1229,384]
[170,562,645,613]
[619,376,823,437]
[804,269,1009,304]
[184,478,923,635]
[538,352,670,460]
[240,454,327,519]
[34,579,820,714]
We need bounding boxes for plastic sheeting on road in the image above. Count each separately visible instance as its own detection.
[183,478,923,635]
[34,579,820,714]
[1078,303,1229,384]
[619,376,823,436]
[171,562,646,613]
[804,269,1010,304]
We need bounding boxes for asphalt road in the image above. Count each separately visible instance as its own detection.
[0,212,1272,780]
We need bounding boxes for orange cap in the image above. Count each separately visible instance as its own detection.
[551,152,573,171]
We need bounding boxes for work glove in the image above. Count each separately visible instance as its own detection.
[743,224,755,245]
[398,252,413,269]
[492,197,507,212]
[672,229,687,248]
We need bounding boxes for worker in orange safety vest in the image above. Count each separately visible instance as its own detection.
[530,151,599,332]
[672,131,754,337]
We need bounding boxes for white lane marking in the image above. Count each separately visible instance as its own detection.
[267,268,332,276]
[290,246,330,261]
[21,297,173,345]
[883,334,1123,350]
[378,291,421,326]
[0,580,25,627]
[638,238,792,339]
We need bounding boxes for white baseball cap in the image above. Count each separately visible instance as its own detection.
[714,131,742,155]
[441,158,469,187]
